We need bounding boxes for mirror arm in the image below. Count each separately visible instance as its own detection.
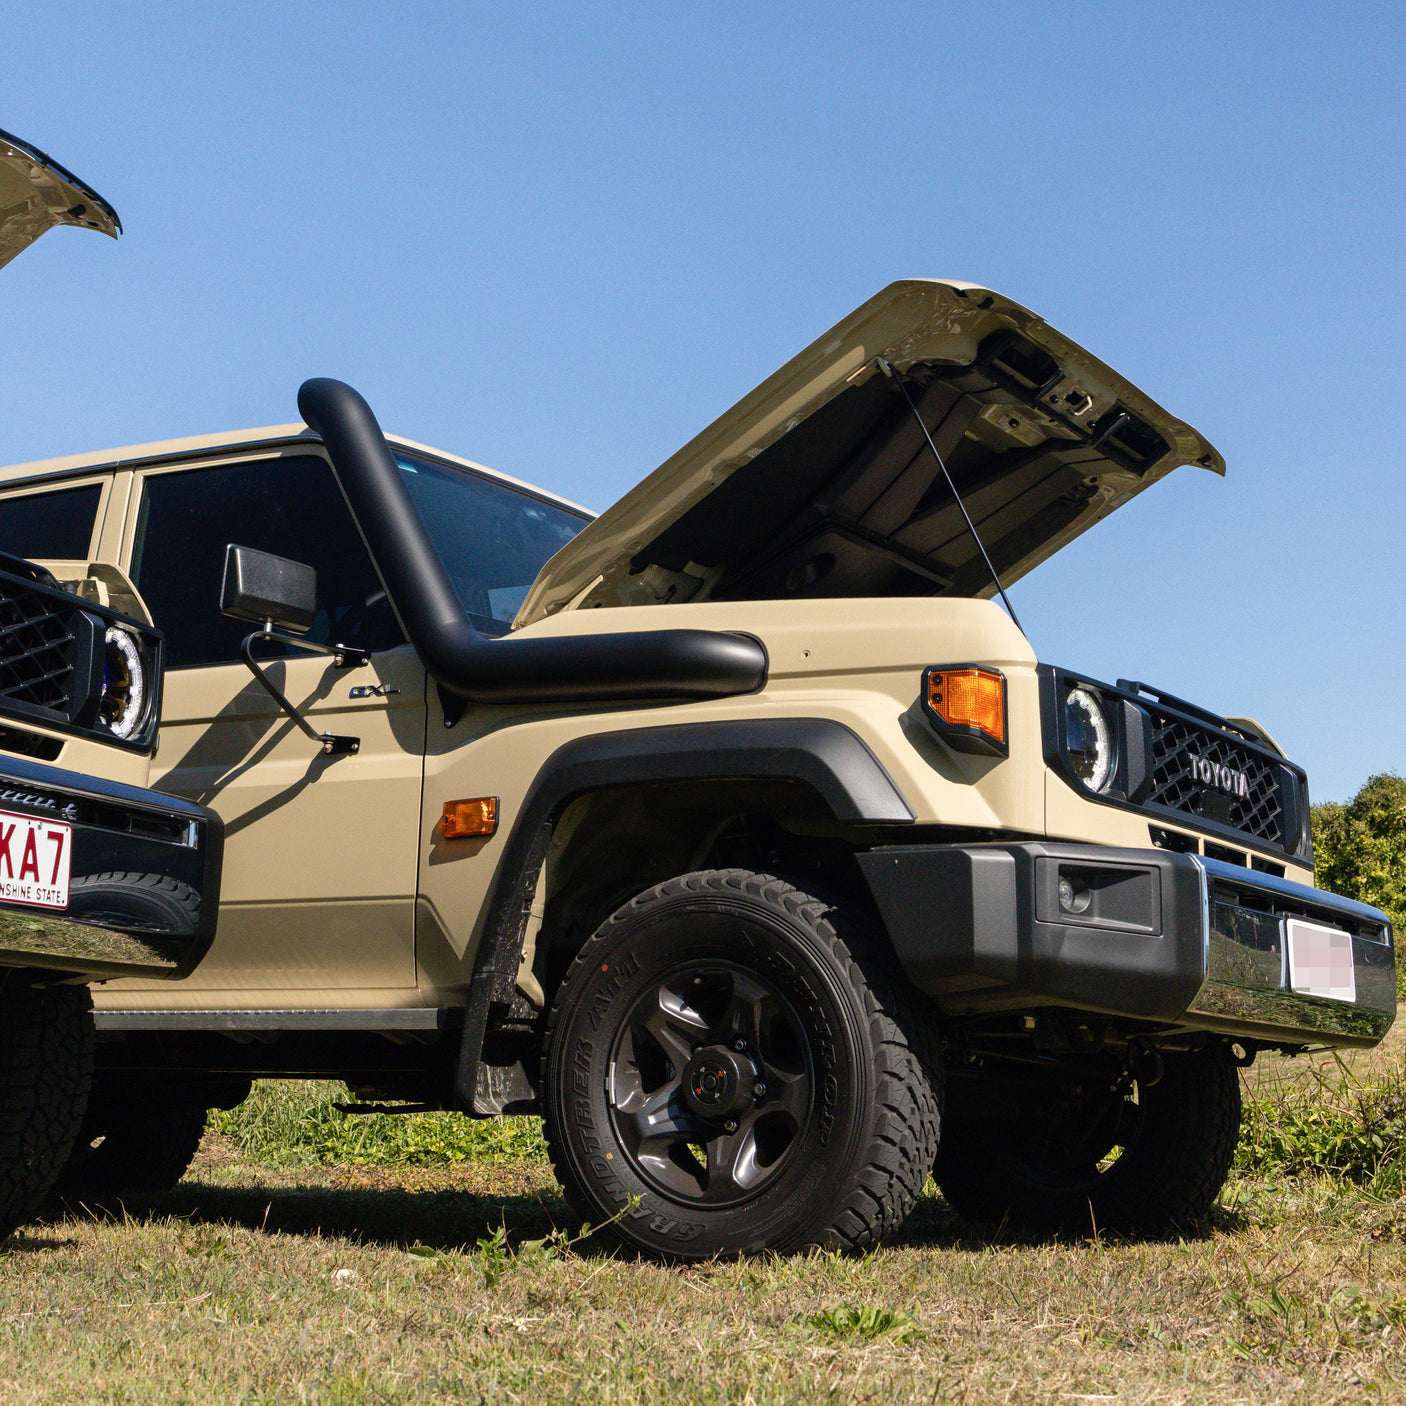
[239,627,371,757]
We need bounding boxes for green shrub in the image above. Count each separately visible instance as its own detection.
[1236,1062,1406,1193]
[1311,773,1406,996]
[800,1304,925,1344]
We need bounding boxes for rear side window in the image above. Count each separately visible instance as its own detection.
[0,484,102,560]
[131,454,403,668]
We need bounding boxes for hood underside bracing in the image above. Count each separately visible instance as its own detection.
[517,281,1222,626]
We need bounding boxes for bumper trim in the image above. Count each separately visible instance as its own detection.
[0,910,188,980]
[0,759,222,980]
[856,841,1395,1047]
[1187,854,1396,1045]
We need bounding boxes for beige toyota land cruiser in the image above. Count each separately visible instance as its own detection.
[0,128,221,1236]
[0,280,1392,1258]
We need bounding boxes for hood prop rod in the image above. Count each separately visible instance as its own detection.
[879,359,1025,638]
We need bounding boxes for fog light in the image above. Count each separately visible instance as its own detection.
[1058,876,1091,914]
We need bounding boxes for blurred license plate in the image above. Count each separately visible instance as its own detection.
[1286,918,1356,1003]
[0,808,72,910]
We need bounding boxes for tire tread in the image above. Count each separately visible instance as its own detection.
[0,982,94,1239]
[542,868,941,1258]
[68,871,201,932]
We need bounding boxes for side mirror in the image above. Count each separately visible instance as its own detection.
[220,544,317,634]
[219,544,367,758]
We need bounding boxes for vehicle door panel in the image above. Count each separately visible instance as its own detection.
[95,449,429,1008]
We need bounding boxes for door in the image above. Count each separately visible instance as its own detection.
[97,447,429,1010]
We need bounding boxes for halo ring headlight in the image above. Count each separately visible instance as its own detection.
[101,626,147,739]
[1064,684,1113,792]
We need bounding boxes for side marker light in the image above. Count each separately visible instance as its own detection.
[442,797,499,839]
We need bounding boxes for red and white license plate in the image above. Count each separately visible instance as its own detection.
[0,808,72,910]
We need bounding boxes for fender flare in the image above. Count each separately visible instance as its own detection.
[454,717,914,1111]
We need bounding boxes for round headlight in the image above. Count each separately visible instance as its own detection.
[101,626,147,739]
[1064,685,1113,792]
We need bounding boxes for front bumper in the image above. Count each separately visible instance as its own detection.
[0,753,222,981]
[857,842,1396,1048]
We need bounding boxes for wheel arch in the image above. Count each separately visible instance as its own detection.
[453,718,914,1112]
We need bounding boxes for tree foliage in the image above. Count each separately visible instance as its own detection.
[1312,774,1406,988]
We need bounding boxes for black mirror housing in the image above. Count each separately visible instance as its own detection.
[221,544,316,634]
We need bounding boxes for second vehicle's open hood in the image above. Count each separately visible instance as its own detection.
[0,127,121,271]
[517,280,1222,627]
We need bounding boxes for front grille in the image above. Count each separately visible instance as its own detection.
[1146,710,1283,847]
[1043,667,1308,863]
[0,555,162,753]
[0,582,75,715]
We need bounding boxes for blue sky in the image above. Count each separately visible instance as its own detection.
[5,1,1402,802]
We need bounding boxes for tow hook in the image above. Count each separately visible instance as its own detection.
[1128,1044,1165,1088]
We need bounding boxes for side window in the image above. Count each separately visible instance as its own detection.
[131,454,403,669]
[0,484,102,560]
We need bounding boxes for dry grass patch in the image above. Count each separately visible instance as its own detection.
[0,1136,1397,1402]
[0,1041,1403,1404]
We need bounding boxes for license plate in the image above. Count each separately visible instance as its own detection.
[1286,918,1357,1003]
[0,808,72,910]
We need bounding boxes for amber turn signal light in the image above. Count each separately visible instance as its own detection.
[442,797,499,838]
[922,667,1007,756]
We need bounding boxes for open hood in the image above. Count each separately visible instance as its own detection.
[517,280,1222,627]
[0,127,121,271]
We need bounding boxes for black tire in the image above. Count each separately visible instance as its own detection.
[67,872,200,934]
[542,869,941,1260]
[0,981,94,1239]
[59,1085,211,1195]
[935,1046,1241,1234]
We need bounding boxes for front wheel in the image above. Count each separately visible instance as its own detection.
[0,981,94,1239]
[542,870,941,1260]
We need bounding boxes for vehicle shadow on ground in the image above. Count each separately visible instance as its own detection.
[36,1179,1247,1258]
[893,1192,1248,1251]
[42,1179,569,1254]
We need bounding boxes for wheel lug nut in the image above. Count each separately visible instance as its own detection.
[753,1081,767,1097]
[724,1119,738,1133]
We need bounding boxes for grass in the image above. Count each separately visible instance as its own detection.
[1239,1057,1406,1193]
[0,1033,1401,1404]
[210,1083,547,1169]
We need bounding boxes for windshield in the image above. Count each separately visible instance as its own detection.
[395,451,591,636]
